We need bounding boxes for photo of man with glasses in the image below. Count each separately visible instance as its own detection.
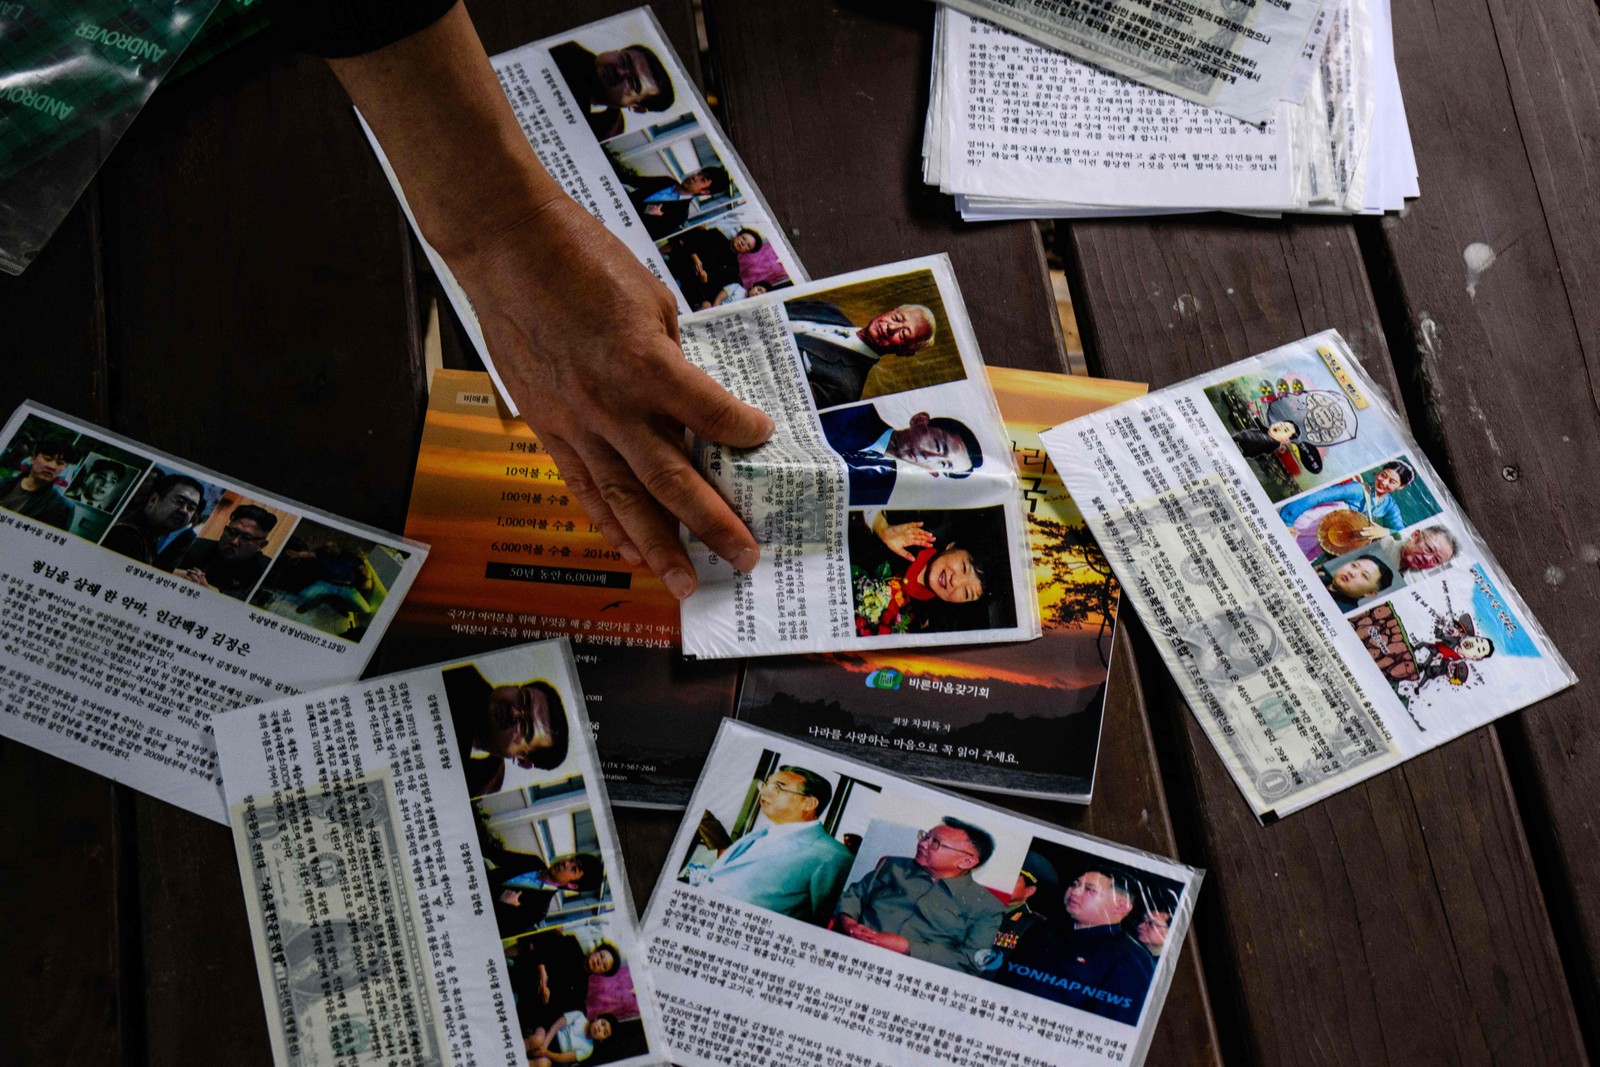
[172,503,279,600]
[681,765,853,925]
[834,816,1003,974]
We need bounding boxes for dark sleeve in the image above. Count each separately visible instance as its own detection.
[268,0,459,59]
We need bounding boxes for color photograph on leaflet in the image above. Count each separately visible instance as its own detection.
[784,267,964,410]
[736,368,1147,803]
[645,722,1201,1067]
[0,411,149,542]
[388,371,736,808]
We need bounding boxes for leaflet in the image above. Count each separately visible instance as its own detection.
[734,367,1148,804]
[677,255,1041,658]
[364,8,805,415]
[213,640,668,1067]
[940,0,1325,124]
[642,720,1201,1067]
[0,401,426,822]
[1041,331,1576,820]
[388,369,738,808]
[926,3,1385,217]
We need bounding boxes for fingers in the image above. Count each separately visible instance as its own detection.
[542,436,641,566]
[607,428,761,581]
[571,438,722,599]
[663,361,774,450]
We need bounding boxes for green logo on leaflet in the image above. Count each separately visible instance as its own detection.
[864,668,903,691]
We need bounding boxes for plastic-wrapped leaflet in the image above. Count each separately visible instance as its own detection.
[0,0,225,274]
[1042,330,1575,820]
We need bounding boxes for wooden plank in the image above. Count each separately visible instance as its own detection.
[1062,215,1588,1064]
[706,2,1219,1063]
[0,195,133,1065]
[93,38,426,1064]
[1375,0,1600,1042]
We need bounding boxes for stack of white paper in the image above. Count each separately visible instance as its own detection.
[924,0,1418,219]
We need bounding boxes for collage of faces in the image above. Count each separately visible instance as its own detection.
[444,664,650,1066]
[785,269,1019,639]
[547,27,797,311]
[677,747,1186,1029]
[0,414,408,642]
[1204,365,1467,619]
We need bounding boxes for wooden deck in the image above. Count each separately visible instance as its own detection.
[2,1,1596,1064]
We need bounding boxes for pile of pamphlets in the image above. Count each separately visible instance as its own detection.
[923,0,1419,218]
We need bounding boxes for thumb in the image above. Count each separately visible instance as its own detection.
[668,362,775,448]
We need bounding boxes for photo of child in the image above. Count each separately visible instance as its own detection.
[846,506,1016,635]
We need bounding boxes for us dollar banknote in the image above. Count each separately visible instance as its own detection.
[942,0,1324,123]
[1104,476,1395,815]
[232,771,450,1067]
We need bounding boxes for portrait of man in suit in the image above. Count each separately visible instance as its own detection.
[443,664,571,798]
[682,765,853,925]
[819,404,983,505]
[623,166,730,240]
[784,299,939,409]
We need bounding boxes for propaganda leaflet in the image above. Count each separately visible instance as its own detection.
[642,721,1202,1067]
[676,255,1041,658]
[941,0,1326,124]
[214,639,669,1067]
[1042,330,1576,819]
[0,401,426,822]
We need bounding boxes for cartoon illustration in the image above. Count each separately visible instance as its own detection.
[1207,369,1363,501]
[1350,579,1498,729]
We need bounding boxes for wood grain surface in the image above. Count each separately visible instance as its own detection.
[0,0,1595,1064]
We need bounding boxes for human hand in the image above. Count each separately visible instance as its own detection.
[878,521,935,561]
[173,568,210,588]
[1361,525,1389,540]
[871,932,911,955]
[499,889,522,906]
[452,196,774,598]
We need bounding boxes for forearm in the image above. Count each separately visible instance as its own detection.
[327,3,563,261]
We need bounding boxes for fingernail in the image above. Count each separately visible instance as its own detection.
[620,543,642,565]
[664,568,695,599]
[731,546,760,572]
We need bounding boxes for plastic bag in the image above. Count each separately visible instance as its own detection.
[0,0,225,274]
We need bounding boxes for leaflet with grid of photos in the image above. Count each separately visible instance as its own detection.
[0,401,426,822]
[363,7,806,415]
[677,254,1041,658]
[733,367,1150,804]
[214,639,668,1067]
[642,721,1200,1067]
[1041,330,1576,820]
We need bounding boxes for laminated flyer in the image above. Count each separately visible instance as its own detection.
[389,369,738,808]
[677,255,1041,658]
[941,0,1326,124]
[0,402,426,821]
[365,7,806,414]
[213,640,667,1067]
[734,367,1149,804]
[642,721,1201,1067]
[1042,331,1576,820]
